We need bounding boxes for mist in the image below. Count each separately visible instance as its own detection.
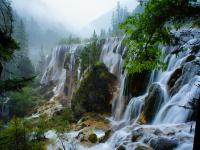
[11,0,138,65]
[12,0,138,34]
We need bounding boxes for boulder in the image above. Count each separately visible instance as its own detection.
[88,133,98,143]
[131,130,144,142]
[167,67,182,95]
[135,145,153,150]
[149,137,178,150]
[143,84,165,123]
[124,71,151,98]
[99,129,112,143]
[71,64,117,119]
[168,62,200,96]
[117,145,126,150]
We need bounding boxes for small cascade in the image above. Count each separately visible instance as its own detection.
[122,94,146,125]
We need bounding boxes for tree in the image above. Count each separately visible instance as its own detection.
[120,0,200,74]
[100,29,106,39]
[111,1,130,36]
[0,0,33,95]
[0,118,28,150]
[79,31,100,74]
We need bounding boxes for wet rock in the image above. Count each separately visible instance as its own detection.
[167,67,182,95]
[135,145,153,150]
[169,62,200,96]
[99,129,112,143]
[185,55,196,62]
[154,129,162,135]
[143,83,165,123]
[88,133,98,143]
[149,137,178,150]
[124,71,151,98]
[117,145,126,150]
[131,130,144,142]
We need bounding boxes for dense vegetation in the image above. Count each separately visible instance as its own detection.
[121,0,200,74]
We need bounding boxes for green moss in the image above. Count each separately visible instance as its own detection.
[71,63,117,120]
[88,133,98,143]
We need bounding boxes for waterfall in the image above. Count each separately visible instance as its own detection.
[45,28,199,150]
[99,37,128,120]
[41,45,81,101]
[41,46,67,99]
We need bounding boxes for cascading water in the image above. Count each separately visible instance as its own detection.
[41,45,80,101]
[45,29,200,150]
[41,46,68,99]
[100,37,129,121]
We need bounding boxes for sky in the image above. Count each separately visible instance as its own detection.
[12,0,138,30]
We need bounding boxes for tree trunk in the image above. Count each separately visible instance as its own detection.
[193,96,200,150]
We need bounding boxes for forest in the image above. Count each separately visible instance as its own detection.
[0,0,200,150]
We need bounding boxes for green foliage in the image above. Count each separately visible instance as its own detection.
[0,77,34,94]
[16,56,35,77]
[0,117,46,150]
[79,34,101,74]
[193,17,200,27]
[49,108,74,131]
[71,64,117,120]
[0,0,34,96]
[120,0,200,74]
[8,86,44,117]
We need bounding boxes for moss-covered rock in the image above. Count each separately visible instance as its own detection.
[71,63,117,119]
[143,83,164,123]
[88,133,98,143]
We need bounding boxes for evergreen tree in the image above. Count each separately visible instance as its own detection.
[0,0,33,95]
[100,29,106,39]
[111,1,130,36]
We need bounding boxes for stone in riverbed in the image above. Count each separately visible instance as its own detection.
[149,137,178,150]
[142,83,165,123]
[99,129,112,143]
[117,145,126,150]
[131,129,144,142]
[135,145,153,150]
[88,133,98,143]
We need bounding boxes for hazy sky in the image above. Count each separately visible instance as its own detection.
[12,0,138,30]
